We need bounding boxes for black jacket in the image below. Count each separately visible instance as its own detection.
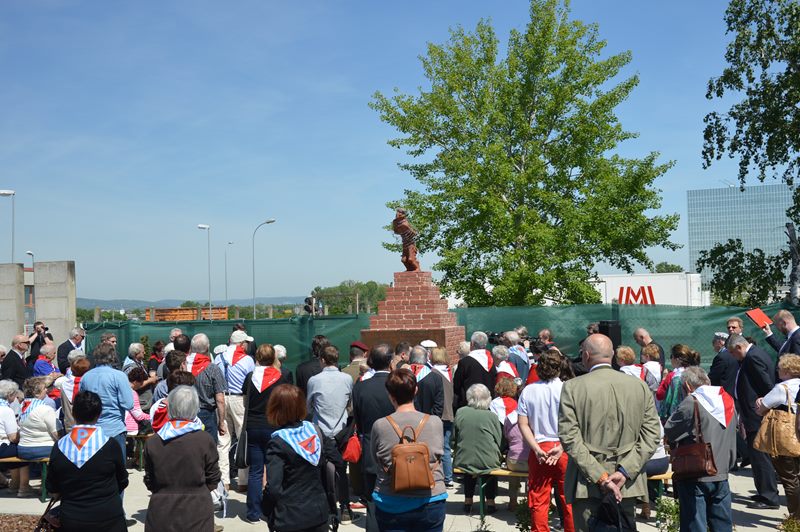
[708,348,738,396]
[736,345,776,433]
[452,355,497,412]
[295,358,322,396]
[263,425,329,532]
[0,350,27,387]
[766,330,800,379]
[352,372,394,475]
[413,368,444,417]
[57,340,78,374]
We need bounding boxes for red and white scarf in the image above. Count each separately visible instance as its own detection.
[469,349,494,372]
[496,360,519,381]
[433,364,452,382]
[62,376,82,403]
[57,424,109,468]
[186,353,212,376]
[150,399,169,431]
[692,385,735,427]
[490,396,518,424]
[251,366,282,393]
[526,365,540,385]
[620,364,647,381]
[221,344,249,366]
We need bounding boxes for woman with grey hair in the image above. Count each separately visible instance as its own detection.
[454,383,502,514]
[0,380,20,490]
[144,385,221,532]
[17,377,59,497]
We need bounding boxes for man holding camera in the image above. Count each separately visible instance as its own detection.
[26,321,53,367]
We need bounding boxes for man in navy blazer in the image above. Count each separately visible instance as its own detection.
[728,333,779,509]
[762,310,800,366]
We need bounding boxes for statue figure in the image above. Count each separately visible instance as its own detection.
[392,208,420,271]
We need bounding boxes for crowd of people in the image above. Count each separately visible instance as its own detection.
[0,311,798,531]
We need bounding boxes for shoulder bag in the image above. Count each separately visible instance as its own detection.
[753,384,800,457]
[670,397,718,480]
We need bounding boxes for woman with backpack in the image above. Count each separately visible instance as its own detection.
[370,368,446,531]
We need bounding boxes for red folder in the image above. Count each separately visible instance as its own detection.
[745,308,773,328]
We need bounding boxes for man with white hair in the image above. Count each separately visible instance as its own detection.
[123,343,157,409]
[56,327,85,374]
[274,344,294,384]
[214,329,255,489]
[453,331,497,411]
[187,333,227,443]
[409,345,444,416]
[503,331,530,383]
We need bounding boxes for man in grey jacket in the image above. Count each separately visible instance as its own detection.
[665,366,738,532]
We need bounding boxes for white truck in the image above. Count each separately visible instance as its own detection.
[592,272,711,307]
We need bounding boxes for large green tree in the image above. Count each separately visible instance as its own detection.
[701,0,800,304]
[312,280,387,315]
[371,0,678,306]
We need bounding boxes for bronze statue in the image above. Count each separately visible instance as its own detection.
[392,208,420,271]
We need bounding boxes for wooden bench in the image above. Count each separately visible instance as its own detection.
[127,433,154,471]
[0,457,50,502]
[647,469,673,497]
[454,467,528,518]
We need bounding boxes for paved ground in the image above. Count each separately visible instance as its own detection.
[0,467,788,531]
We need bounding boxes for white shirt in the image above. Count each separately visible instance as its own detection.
[517,378,563,442]
[762,378,800,410]
[18,404,58,447]
[0,404,18,445]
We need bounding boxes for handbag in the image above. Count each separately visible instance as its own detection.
[34,496,60,531]
[387,415,435,492]
[670,397,718,481]
[753,384,800,457]
[589,492,636,531]
[342,431,362,463]
[234,385,249,469]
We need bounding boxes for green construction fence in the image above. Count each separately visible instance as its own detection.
[83,302,799,372]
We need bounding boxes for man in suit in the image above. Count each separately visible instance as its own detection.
[453,331,497,411]
[1,335,30,387]
[762,310,800,367]
[56,327,85,374]
[409,345,444,416]
[709,332,737,394]
[295,334,328,396]
[727,333,780,509]
[352,343,395,532]
[558,333,660,529]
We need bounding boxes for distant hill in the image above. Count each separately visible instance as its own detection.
[77,296,306,310]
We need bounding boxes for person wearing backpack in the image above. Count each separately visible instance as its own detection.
[370,368,446,531]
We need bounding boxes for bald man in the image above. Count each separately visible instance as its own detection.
[762,310,800,369]
[633,327,665,367]
[559,334,661,529]
[1,335,30,387]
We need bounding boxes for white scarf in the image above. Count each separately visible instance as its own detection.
[468,349,493,372]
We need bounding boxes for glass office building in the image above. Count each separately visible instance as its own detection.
[687,183,795,284]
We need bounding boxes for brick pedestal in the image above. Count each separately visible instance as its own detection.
[361,271,465,364]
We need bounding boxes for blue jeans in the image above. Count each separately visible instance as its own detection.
[198,409,219,444]
[246,427,272,521]
[675,479,732,532]
[375,500,445,532]
[17,445,52,460]
[442,421,453,484]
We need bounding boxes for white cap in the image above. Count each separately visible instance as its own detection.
[274,344,287,360]
[164,342,175,355]
[420,339,437,349]
[230,330,254,344]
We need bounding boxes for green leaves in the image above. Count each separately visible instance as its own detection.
[696,239,788,307]
[371,0,678,306]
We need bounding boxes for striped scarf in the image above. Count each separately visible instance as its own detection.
[158,419,204,441]
[19,398,48,423]
[272,421,321,466]
[410,364,431,382]
[57,424,109,468]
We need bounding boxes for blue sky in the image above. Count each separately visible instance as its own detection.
[0,1,750,300]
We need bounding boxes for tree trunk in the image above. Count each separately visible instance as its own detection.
[787,223,800,305]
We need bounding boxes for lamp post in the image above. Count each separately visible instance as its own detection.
[225,241,233,306]
[197,224,212,321]
[26,250,34,321]
[252,219,276,319]
[0,190,15,263]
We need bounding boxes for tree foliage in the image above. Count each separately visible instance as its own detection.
[696,238,788,307]
[702,0,800,185]
[371,0,678,306]
[653,262,684,273]
[313,280,387,315]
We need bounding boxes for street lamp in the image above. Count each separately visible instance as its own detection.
[0,190,15,263]
[225,241,233,306]
[197,224,212,321]
[252,219,276,319]
[25,251,34,320]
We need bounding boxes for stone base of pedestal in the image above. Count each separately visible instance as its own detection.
[361,271,465,364]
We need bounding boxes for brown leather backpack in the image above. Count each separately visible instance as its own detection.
[386,414,435,492]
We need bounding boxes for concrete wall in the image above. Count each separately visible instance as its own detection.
[0,264,25,345]
[32,261,76,344]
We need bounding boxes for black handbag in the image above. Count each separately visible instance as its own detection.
[589,492,636,531]
[234,388,249,469]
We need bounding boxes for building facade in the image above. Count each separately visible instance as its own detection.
[687,184,794,284]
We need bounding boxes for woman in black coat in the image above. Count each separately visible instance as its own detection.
[46,391,128,532]
[263,384,330,532]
